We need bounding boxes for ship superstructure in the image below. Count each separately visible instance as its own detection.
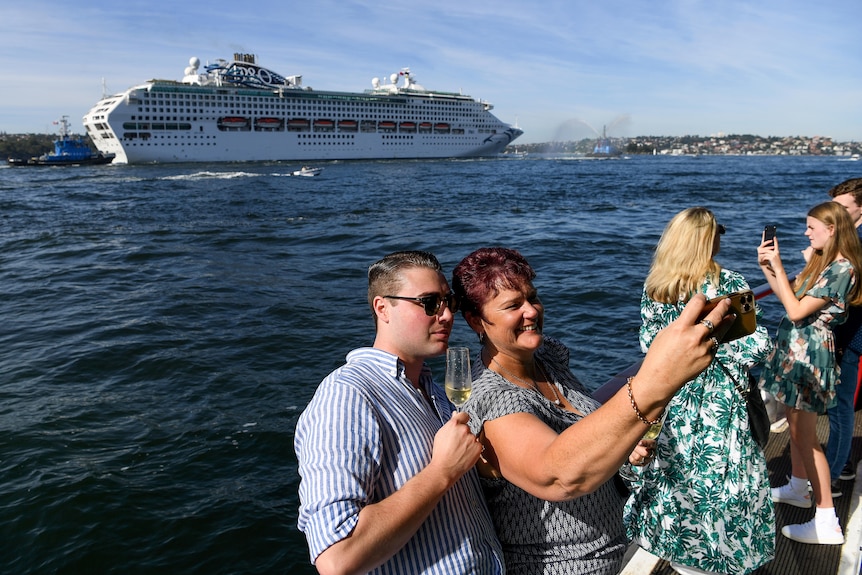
[83,53,523,164]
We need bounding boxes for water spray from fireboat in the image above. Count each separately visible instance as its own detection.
[548,114,632,156]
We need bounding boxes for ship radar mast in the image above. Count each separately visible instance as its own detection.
[55,115,71,139]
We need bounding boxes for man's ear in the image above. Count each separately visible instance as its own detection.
[373,295,390,323]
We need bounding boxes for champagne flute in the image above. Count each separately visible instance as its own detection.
[642,409,668,440]
[445,347,472,410]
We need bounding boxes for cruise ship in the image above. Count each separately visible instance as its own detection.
[83,53,523,164]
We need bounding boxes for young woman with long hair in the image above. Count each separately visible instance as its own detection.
[759,201,862,545]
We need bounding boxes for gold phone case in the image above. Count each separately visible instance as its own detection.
[704,290,757,342]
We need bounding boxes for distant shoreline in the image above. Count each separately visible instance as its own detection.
[3,131,860,160]
[511,134,861,157]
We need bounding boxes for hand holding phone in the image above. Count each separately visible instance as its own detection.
[763,224,777,244]
[702,290,757,343]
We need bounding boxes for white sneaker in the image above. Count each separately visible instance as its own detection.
[772,483,812,508]
[781,517,844,545]
[770,417,788,433]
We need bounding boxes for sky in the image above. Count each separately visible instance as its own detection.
[2,0,860,144]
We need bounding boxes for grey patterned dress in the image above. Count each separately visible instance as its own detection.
[759,258,855,413]
[464,337,629,575]
[624,269,775,575]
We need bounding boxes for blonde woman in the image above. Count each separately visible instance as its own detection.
[625,207,774,575]
[759,201,862,545]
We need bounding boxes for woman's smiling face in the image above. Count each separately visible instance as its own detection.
[477,283,544,359]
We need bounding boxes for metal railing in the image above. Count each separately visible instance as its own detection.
[592,272,795,403]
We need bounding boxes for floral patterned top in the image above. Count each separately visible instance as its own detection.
[759,258,856,413]
[624,268,775,575]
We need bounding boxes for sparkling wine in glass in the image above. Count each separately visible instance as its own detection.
[642,410,668,440]
[445,347,472,409]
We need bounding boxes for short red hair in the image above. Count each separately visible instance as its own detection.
[452,247,536,317]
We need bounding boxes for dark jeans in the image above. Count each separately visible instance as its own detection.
[827,348,858,480]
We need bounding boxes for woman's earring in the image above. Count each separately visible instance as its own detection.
[478,332,486,345]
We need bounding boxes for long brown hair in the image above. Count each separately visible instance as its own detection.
[795,201,862,306]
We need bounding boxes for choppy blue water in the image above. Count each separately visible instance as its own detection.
[1,155,860,573]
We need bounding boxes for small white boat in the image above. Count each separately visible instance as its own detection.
[292,166,323,177]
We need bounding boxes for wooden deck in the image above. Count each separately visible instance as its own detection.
[621,411,862,575]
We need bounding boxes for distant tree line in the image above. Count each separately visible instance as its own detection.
[0,133,97,160]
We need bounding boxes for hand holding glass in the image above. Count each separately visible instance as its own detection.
[445,347,472,409]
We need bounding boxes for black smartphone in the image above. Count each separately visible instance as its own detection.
[763,224,777,243]
[702,290,757,343]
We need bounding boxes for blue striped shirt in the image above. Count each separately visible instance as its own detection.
[295,347,504,574]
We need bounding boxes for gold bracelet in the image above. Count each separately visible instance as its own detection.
[626,377,664,426]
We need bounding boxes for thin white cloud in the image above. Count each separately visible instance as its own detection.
[1,0,859,142]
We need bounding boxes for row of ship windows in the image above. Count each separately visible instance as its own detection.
[128,115,491,123]
[136,97,482,110]
[139,102,479,112]
[132,109,486,120]
[119,121,496,135]
[120,139,465,146]
[120,133,479,141]
[120,118,498,130]
[144,92,474,107]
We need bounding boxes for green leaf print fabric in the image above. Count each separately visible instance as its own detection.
[624,269,775,575]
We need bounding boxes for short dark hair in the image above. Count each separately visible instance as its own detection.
[367,250,442,315]
[828,177,862,206]
[452,247,536,317]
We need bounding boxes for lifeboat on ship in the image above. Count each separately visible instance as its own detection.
[418,122,433,133]
[337,120,358,132]
[378,121,396,132]
[218,116,250,130]
[434,123,451,133]
[399,122,417,132]
[287,118,311,131]
[255,117,284,130]
[313,119,335,131]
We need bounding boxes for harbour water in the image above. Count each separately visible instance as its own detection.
[1,155,859,573]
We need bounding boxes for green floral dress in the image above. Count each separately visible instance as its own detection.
[624,269,775,575]
[759,259,855,413]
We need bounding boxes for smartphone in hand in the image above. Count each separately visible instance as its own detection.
[763,224,777,243]
[702,290,757,343]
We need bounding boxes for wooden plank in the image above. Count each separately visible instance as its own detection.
[646,412,862,575]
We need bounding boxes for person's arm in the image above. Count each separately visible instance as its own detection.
[758,236,829,321]
[314,411,481,575]
[481,294,731,502]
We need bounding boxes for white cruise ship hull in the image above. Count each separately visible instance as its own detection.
[83,54,523,164]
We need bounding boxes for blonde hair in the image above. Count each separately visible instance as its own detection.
[795,201,862,306]
[644,207,722,304]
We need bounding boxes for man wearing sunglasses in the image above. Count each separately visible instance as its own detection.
[295,251,503,575]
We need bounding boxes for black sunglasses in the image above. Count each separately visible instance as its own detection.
[717,224,726,235]
[383,293,459,316]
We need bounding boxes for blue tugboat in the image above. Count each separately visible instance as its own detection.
[586,125,622,158]
[7,116,115,166]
